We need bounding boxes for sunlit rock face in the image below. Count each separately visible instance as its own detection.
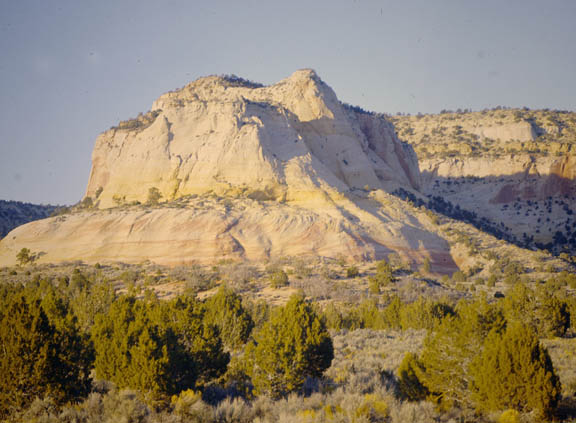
[86,69,420,208]
[0,70,459,271]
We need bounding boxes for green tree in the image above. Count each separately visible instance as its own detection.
[346,266,360,278]
[80,196,93,209]
[471,322,561,418]
[16,247,33,266]
[369,259,396,294]
[92,295,229,397]
[399,297,454,331]
[532,286,570,338]
[203,286,254,351]
[248,294,333,398]
[91,296,173,397]
[70,278,116,333]
[421,257,431,274]
[147,187,162,205]
[417,295,505,409]
[0,294,90,418]
[159,296,229,388]
[398,352,428,401]
[503,283,570,337]
[418,316,474,408]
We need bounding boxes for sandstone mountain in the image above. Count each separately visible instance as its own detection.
[86,69,420,207]
[0,70,459,270]
[390,109,576,253]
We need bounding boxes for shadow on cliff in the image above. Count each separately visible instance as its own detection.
[403,172,576,255]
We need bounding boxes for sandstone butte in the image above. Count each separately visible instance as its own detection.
[0,70,472,271]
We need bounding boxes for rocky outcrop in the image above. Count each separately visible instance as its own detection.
[0,195,455,269]
[0,70,461,271]
[467,121,537,142]
[396,108,576,251]
[86,70,420,208]
[419,153,576,249]
[421,154,576,199]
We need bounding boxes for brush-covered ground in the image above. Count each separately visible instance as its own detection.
[1,251,576,423]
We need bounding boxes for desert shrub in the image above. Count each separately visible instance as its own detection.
[219,263,258,291]
[147,187,162,205]
[182,265,215,292]
[246,294,333,398]
[269,269,289,288]
[346,266,360,278]
[471,322,561,418]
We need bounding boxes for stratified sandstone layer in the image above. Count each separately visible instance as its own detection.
[0,70,457,270]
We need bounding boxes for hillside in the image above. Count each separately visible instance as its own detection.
[0,70,453,269]
[0,200,58,238]
[390,108,576,254]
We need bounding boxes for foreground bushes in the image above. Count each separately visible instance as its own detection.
[472,323,561,417]
[246,294,333,398]
[0,290,92,419]
[399,297,562,419]
[1,266,574,422]
[91,294,230,398]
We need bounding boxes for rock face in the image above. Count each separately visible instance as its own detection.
[87,70,420,208]
[392,109,576,252]
[0,70,458,270]
[421,154,576,200]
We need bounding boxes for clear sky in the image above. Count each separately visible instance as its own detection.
[1,0,575,205]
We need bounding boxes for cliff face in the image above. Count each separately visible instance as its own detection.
[0,70,460,270]
[392,109,576,252]
[86,70,420,208]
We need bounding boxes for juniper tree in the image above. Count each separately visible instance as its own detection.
[91,296,173,397]
[247,294,333,398]
[92,294,229,397]
[0,294,91,418]
[397,352,428,401]
[417,295,506,409]
[202,286,254,351]
[503,283,570,337]
[471,322,561,418]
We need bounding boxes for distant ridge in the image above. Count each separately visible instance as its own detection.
[0,200,58,238]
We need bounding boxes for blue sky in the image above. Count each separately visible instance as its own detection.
[1,0,575,205]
